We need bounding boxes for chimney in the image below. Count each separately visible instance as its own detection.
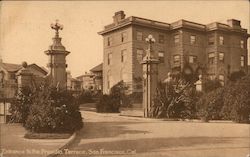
[227,19,241,28]
[113,11,126,24]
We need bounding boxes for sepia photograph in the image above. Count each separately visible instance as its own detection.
[0,1,250,157]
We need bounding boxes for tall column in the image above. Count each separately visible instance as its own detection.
[141,35,159,118]
[44,20,70,89]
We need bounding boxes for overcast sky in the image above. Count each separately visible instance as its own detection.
[0,1,249,77]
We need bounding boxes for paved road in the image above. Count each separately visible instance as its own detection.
[59,110,250,157]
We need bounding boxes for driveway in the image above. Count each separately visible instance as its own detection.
[59,110,250,157]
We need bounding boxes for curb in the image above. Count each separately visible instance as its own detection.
[47,131,78,157]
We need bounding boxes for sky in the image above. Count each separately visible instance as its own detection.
[0,1,249,77]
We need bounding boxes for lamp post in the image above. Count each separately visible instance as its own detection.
[141,35,159,118]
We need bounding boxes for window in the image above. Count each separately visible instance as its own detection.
[107,71,111,89]
[219,52,224,62]
[136,31,143,41]
[208,35,215,45]
[121,32,127,42]
[208,52,215,64]
[173,55,181,66]
[209,74,216,80]
[174,34,180,44]
[190,35,196,45]
[136,49,144,62]
[240,56,245,67]
[121,49,127,62]
[108,53,112,65]
[158,51,164,63]
[219,36,224,45]
[107,37,112,46]
[159,34,164,44]
[219,75,225,86]
[240,40,244,49]
[189,55,197,63]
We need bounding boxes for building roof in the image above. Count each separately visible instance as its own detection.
[98,11,249,36]
[90,63,103,72]
[1,63,22,72]
[0,62,48,75]
[27,63,48,75]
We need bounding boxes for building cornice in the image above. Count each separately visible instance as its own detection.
[98,15,249,37]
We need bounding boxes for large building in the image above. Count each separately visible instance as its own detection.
[99,11,249,94]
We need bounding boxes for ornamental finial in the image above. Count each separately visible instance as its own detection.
[50,19,63,37]
[145,34,155,58]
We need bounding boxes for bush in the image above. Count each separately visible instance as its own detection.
[202,78,222,93]
[228,71,246,82]
[221,76,250,123]
[77,90,93,104]
[96,94,120,113]
[9,87,33,123]
[196,88,224,121]
[151,80,201,119]
[96,81,131,113]
[24,87,83,133]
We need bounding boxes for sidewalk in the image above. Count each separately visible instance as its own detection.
[0,123,74,157]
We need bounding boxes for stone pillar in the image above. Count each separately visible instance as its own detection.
[194,75,202,92]
[141,35,159,118]
[16,62,33,89]
[44,20,70,90]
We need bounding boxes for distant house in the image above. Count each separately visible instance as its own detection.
[66,71,82,92]
[0,62,48,98]
[90,63,103,92]
[76,72,95,91]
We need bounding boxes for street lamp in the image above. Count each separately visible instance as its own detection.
[143,34,156,117]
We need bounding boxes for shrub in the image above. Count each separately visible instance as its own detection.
[9,87,33,123]
[221,76,250,123]
[228,70,246,82]
[151,80,201,119]
[96,94,120,113]
[24,87,83,133]
[202,78,222,93]
[96,81,131,113]
[196,88,224,121]
[77,90,93,104]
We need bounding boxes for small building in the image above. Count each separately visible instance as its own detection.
[66,71,82,92]
[90,63,103,92]
[0,62,48,98]
[76,72,95,91]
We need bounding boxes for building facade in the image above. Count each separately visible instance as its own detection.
[99,11,249,94]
